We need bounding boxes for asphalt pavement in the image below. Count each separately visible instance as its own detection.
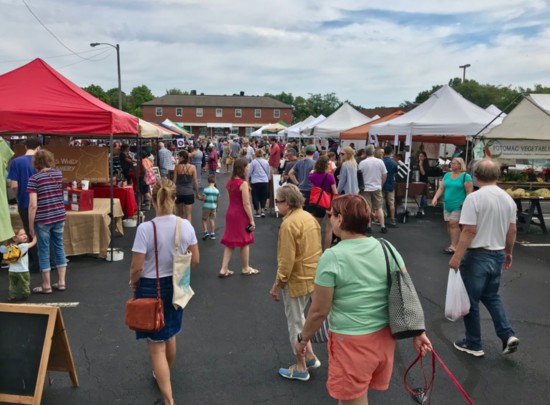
[1,171,549,405]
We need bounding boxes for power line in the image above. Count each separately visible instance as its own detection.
[57,48,114,69]
[0,48,110,64]
[22,0,99,61]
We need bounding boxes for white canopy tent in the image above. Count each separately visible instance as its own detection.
[480,94,550,159]
[370,85,502,137]
[279,115,316,137]
[250,124,272,137]
[305,103,371,138]
[299,115,327,137]
[486,104,507,118]
[370,85,503,221]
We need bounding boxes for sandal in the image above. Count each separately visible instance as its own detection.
[218,270,234,278]
[32,286,53,294]
[52,282,66,291]
[443,247,456,254]
[241,267,260,276]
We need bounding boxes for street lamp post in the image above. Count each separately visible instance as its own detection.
[459,64,471,83]
[90,42,122,260]
[90,43,121,109]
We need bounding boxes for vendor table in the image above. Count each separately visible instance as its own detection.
[395,182,428,210]
[514,198,547,234]
[90,185,137,218]
[10,198,124,258]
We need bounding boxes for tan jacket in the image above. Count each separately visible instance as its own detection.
[276,208,322,297]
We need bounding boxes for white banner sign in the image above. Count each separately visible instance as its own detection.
[481,139,550,159]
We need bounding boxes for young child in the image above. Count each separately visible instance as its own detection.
[4,229,37,302]
[201,175,220,240]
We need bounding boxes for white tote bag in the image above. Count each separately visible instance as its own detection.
[172,217,194,309]
[444,269,470,322]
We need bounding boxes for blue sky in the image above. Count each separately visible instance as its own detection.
[1,0,549,109]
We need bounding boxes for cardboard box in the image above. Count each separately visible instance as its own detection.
[64,188,94,211]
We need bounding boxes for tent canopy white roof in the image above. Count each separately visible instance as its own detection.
[486,104,507,118]
[307,103,370,138]
[370,85,502,136]
[279,115,315,137]
[482,94,550,140]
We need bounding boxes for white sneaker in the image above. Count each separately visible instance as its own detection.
[503,336,519,355]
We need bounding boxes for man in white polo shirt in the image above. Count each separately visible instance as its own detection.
[358,145,387,234]
[449,158,519,358]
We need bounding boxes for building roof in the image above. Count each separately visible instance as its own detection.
[143,95,292,109]
[360,107,405,118]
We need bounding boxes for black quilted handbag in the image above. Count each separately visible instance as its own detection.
[379,239,425,339]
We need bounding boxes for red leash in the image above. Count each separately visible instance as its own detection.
[404,348,475,405]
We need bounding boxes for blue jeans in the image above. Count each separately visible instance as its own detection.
[460,250,514,350]
[35,221,67,272]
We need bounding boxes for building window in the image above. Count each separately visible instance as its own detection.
[196,107,203,117]
[235,108,242,118]
[254,109,261,118]
[216,108,223,117]
[155,107,163,116]
[273,109,280,119]
[175,107,183,117]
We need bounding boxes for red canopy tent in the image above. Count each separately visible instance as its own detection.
[0,58,138,136]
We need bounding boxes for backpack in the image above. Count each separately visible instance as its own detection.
[1,244,26,264]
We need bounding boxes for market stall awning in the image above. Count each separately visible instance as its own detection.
[0,58,138,136]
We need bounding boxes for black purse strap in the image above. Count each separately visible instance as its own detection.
[315,173,329,205]
[151,220,161,300]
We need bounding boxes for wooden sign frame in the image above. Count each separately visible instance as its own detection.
[0,304,79,405]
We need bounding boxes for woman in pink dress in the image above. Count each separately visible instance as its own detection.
[219,158,260,277]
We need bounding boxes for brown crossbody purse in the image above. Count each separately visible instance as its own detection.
[125,220,165,332]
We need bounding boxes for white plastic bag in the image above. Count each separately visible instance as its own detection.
[445,269,470,321]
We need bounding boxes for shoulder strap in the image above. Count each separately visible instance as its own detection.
[379,238,402,287]
[174,217,182,254]
[151,220,161,299]
[379,238,391,287]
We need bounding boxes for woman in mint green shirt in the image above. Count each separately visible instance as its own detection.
[294,195,432,403]
[431,157,473,254]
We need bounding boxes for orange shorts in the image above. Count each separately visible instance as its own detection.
[327,326,395,401]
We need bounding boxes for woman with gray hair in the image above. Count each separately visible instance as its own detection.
[336,146,359,195]
[432,157,473,254]
[270,184,323,381]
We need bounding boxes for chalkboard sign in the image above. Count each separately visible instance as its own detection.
[0,304,78,405]
[0,312,48,396]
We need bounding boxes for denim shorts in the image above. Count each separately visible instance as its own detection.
[134,276,183,342]
[35,220,67,272]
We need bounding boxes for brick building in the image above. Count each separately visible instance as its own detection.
[142,92,293,137]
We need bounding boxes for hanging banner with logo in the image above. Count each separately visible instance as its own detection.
[478,139,550,159]
[44,146,109,182]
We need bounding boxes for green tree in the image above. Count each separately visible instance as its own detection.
[293,96,308,122]
[82,84,110,104]
[306,93,341,118]
[127,85,155,117]
[165,88,189,95]
[105,87,128,110]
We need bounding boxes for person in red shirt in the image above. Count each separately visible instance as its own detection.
[268,138,281,175]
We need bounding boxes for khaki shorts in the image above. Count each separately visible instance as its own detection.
[444,210,461,221]
[327,326,395,400]
[361,190,383,211]
[202,208,217,221]
[383,191,395,208]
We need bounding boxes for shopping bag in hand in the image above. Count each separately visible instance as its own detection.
[444,269,470,321]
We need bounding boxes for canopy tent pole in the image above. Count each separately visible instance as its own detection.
[402,132,412,223]
[109,135,115,260]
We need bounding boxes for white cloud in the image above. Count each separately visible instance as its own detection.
[1,0,549,109]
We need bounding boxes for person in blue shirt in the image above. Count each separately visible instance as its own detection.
[7,137,41,273]
[382,146,398,226]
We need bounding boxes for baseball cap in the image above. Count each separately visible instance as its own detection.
[305,145,316,154]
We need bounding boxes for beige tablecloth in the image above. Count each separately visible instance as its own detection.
[10,198,123,258]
